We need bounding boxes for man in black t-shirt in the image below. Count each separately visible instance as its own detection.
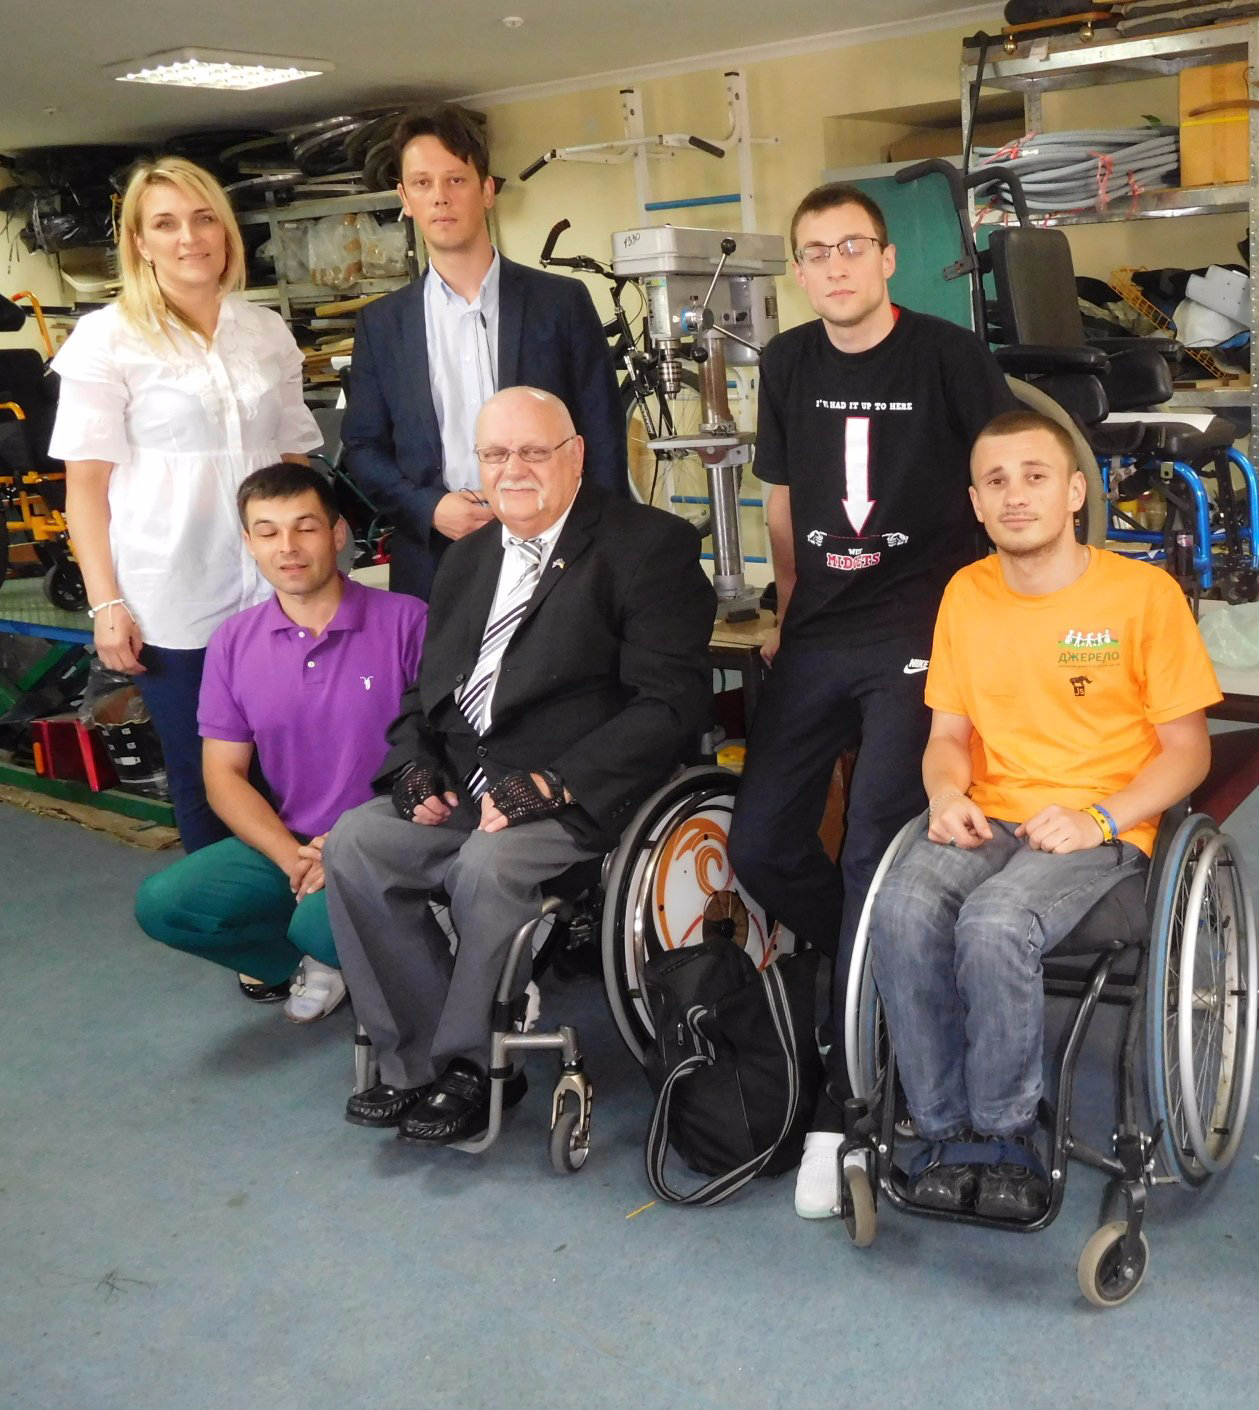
[725,182,1016,1219]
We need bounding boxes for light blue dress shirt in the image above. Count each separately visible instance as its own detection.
[424,251,501,493]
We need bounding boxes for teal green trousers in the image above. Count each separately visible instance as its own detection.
[135,836,337,985]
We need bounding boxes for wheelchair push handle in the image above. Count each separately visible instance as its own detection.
[895,158,1032,228]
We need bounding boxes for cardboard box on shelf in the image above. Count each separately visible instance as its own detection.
[885,117,1025,164]
[1179,61,1252,188]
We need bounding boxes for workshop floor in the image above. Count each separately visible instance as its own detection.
[2,777,1258,1410]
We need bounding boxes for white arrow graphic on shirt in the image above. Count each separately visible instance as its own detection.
[843,416,875,534]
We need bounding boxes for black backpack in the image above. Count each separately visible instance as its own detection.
[642,939,822,1205]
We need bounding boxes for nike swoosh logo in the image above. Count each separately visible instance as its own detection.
[903,663,928,674]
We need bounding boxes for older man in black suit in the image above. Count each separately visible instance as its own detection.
[341,103,627,602]
[325,385,716,1143]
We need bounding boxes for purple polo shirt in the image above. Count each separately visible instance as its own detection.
[198,576,426,838]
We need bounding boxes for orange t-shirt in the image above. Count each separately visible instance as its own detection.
[925,548,1222,855]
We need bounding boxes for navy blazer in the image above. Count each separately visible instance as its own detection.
[341,255,628,601]
[375,482,717,849]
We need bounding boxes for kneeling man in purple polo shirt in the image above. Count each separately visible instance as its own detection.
[135,463,427,1024]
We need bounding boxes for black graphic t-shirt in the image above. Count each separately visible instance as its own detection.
[755,308,1016,646]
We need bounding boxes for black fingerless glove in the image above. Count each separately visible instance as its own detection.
[487,769,566,825]
[391,763,449,820]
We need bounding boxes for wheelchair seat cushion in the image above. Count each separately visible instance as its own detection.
[1103,411,1236,461]
[1051,871,1148,955]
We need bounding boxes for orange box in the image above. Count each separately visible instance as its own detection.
[1179,62,1252,188]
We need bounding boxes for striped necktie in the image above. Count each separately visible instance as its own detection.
[456,536,545,796]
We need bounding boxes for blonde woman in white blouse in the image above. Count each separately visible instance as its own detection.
[52,157,322,855]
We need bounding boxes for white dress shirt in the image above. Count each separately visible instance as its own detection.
[424,251,500,494]
[480,493,576,730]
[49,296,322,650]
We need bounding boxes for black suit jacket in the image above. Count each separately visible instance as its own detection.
[376,482,717,849]
[342,255,628,601]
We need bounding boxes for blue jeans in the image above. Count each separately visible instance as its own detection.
[871,821,1145,1138]
[135,645,230,854]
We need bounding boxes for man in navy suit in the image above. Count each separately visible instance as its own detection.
[341,104,627,600]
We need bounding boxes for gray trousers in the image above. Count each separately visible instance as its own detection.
[324,795,604,1087]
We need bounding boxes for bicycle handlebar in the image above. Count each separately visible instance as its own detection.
[540,219,570,264]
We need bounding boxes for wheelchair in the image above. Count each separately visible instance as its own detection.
[1,291,85,609]
[350,763,792,1171]
[833,803,1257,1307]
[896,159,1259,602]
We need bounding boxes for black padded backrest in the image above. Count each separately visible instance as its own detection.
[989,227,1088,348]
[0,347,62,477]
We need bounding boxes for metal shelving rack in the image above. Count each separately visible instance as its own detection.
[961,19,1258,427]
[236,189,414,322]
[236,189,416,402]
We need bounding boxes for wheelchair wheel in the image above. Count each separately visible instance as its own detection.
[840,1162,877,1248]
[43,559,86,612]
[1077,1222,1150,1307]
[1146,815,1258,1184]
[1006,375,1106,548]
[845,814,926,1097]
[601,766,795,1062]
[549,1095,589,1174]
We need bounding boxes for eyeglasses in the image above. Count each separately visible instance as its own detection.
[795,236,884,265]
[474,435,575,465]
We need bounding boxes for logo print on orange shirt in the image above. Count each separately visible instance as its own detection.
[1058,627,1120,667]
[1070,675,1093,698]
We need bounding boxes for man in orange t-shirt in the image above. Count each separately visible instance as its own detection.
[871,409,1221,1221]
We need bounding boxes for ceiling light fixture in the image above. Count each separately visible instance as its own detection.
[105,48,331,91]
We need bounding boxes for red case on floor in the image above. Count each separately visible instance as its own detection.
[75,721,120,791]
[28,714,120,790]
[29,715,87,782]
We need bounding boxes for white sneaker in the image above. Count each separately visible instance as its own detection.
[284,957,347,1024]
[794,1130,843,1219]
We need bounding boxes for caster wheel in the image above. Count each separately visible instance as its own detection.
[549,1096,589,1174]
[840,1162,877,1248]
[1077,1221,1150,1307]
[43,561,87,612]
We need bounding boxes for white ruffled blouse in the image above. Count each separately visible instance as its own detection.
[49,296,323,649]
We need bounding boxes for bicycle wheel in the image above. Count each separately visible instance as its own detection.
[622,371,711,539]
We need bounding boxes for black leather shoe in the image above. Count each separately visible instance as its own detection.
[397,1059,528,1144]
[909,1161,980,1212]
[976,1150,1050,1222]
[344,1082,431,1128]
[238,974,292,1003]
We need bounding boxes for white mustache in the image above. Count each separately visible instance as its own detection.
[496,477,543,493]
